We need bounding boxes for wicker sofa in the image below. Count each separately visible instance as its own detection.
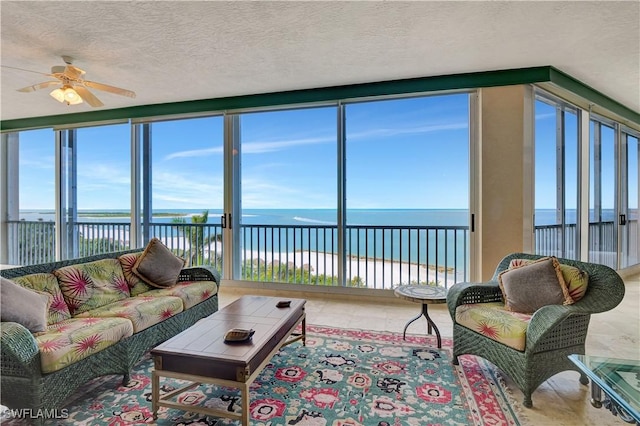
[447,253,625,408]
[0,249,220,419]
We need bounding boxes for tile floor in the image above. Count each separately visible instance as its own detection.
[220,274,640,426]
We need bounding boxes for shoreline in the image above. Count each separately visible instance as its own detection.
[74,226,463,289]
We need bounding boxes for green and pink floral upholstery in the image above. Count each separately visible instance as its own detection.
[137,280,218,309]
[509,259,589,302]
[54,259,131,315]
[75,295,183,333]
[10,273,71,325]
[118,252,153,296]
[455,302,532,351]
[35,317,133,373]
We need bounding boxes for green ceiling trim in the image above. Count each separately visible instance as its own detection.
[548,67,640,124]
[2,65,637,131]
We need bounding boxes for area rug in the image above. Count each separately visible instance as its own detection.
[43,326,522,425]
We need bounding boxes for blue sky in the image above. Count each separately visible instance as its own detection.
[18,93,470,211]
[17,95,634,215]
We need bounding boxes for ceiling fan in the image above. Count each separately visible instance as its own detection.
[6,56,136,107]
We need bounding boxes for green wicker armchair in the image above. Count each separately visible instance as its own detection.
[446,253,625,408]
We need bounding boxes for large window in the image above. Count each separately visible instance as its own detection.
[238,107,338,284]
[147,116,224,268]
[344,94,470,288]
[534,95,580,259]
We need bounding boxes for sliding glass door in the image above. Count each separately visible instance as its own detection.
[344,94,470,289]
[620,130,639,268]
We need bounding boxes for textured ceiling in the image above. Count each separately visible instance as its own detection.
[1,1,638,122]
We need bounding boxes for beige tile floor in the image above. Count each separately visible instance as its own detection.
[220,274,640,426]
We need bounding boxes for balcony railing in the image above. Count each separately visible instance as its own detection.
[6,218,633,286]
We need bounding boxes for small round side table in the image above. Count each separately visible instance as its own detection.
[394,284,448,348]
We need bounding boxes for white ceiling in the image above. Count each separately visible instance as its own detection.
[1,1,639,123]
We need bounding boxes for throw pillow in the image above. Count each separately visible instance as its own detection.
[0,276,50,333]
[132,238,185,288]
[118,252,153,296]
[498,257,574,314]
[509,258,589,302]
[558,263,589,302]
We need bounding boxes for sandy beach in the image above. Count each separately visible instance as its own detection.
[77,226,463,289]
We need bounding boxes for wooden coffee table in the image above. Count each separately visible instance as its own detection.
[151,295,306,425]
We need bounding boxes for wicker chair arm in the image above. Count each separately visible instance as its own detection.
[446,281,504,318]
[1,321,41,370]
[178,265,221,285]
[526,304,589,351]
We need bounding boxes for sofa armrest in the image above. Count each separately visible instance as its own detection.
[446,281,504,318]
[178,266,221,285]
[1,321,41,375]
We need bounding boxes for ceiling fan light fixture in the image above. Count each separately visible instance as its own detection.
[50,86,83,105]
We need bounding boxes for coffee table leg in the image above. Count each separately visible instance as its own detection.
[302,316,307,346]
[242,382,250,425]
[152,370,159,420]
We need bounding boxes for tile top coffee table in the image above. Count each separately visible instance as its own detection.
[151,295,306,425]
[569,354,640,424]
[394,284,447,348]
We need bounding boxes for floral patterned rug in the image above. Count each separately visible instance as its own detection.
[47,326,521,425]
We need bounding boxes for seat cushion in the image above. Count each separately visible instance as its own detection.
[10,273,72,324]
[118,252,153,296]
[455,302,532,351]
[54,259,131,315]
[75,296,183,333]
[35,317,133,373]
[137,280,218,309]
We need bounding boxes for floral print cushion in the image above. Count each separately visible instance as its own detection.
[11,273,71,324]
[137,280,218,309]
[509,259,589,302]
[75,296,183,333]
[54,259,131,316]
[35,317,133,373]
[455,302,533,351]
[118,253,153,296]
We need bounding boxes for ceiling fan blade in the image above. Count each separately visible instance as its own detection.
[64,64,85,79]
[73,85,104,107]
[17,81,60,92]
[83,80,136,98]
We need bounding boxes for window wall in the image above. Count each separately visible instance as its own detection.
[2,84,639,282]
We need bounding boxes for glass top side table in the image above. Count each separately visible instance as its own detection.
[569,354,640,424]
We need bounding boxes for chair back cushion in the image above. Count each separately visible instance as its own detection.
[54,259,131,315]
